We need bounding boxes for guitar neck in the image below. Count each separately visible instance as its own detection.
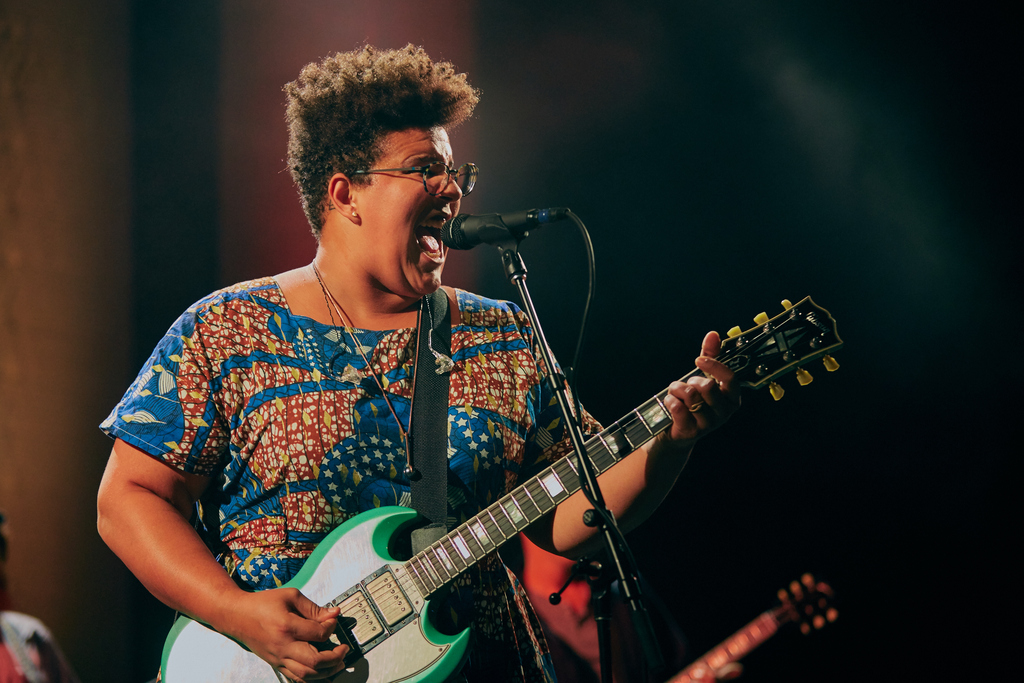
[400,381,686,598]
[398,295,842,599]
[669,608,786,683]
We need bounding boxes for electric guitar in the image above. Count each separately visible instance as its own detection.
[160,297,843,682]
[668,574,837,683]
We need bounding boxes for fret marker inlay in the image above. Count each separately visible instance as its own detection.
[502,498,526,525]
[540,472,565,497]
[470,521,490,545]
[452,535,471,559]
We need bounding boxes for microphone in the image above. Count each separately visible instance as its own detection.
[441,207,569,250]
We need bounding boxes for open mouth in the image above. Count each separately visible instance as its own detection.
[415,225,443,257]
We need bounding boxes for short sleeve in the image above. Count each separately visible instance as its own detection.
[100,297,232,475]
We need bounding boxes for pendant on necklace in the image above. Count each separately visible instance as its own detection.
[432,350,455,375]
[341,364,364,383]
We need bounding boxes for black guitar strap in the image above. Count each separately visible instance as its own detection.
[409,287,453,554]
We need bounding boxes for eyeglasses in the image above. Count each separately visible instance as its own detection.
[351,162,478,197]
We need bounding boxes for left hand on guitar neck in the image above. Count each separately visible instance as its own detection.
[656,331,741,452]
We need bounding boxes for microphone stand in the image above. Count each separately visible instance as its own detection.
[490,226,665,682]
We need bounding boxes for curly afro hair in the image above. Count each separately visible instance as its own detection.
[284,44,480,237]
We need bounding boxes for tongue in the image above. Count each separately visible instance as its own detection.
[418,233,440,253]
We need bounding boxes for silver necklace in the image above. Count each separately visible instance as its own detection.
[423,293,454,375]
[312,264,409,450]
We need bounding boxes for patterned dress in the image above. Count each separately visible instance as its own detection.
[102,278,600,682]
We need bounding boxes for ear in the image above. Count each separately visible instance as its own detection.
[327,173,362,225]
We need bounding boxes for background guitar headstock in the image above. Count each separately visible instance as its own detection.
[718,297,843,400]
[776,573,838,635]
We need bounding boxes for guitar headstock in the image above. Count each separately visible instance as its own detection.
[718,297,843,400]
[776,573,838,634]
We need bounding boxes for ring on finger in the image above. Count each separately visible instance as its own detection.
[688,400,706,413]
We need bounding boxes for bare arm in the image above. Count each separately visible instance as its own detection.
[96,439,348,681]
[526,332,740,558]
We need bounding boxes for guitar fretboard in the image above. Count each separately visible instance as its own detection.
[670,610,781,683]
[391,296,842,601]
[397,386,682,598]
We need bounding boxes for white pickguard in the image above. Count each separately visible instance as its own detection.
[161,508,469,683]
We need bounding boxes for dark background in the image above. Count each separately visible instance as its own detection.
[468,3,1021,681]
[3,1,1019,680]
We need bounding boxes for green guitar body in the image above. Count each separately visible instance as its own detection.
[160,507,469,682]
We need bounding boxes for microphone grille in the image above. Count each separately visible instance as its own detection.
[441,214,471,250]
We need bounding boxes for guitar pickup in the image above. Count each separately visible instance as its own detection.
[365,572,413,626]
[336,590,385,646]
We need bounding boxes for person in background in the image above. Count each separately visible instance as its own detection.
[0,512,81,683]
[511,535,688,683]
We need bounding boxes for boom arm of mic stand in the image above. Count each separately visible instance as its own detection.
[492,233,665,678]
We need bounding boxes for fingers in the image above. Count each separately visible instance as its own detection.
[284,595,348,679]
[280,642,350,680]
[288,602,339,643]
[276,639,349,681]
[659,331,742,444]
[666,377,723,422]
[700,330,722,359]
[230,589,349,682]
[293,591,342,623]
[695,356,735,394]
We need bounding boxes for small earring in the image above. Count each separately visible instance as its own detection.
[351,210,358,218]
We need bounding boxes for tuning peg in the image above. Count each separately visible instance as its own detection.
[727,326,742,338]
[795,368,813,385]
[754,312,768,325]
[822,354,839,372]
[781,299,793,310]
[769,382,785,401]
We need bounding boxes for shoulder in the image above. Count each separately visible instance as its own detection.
[452,288,528,329]
[186,277,283,317]
[169,277,285,338]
